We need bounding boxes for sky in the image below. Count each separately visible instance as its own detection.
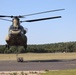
[0,0,76,45]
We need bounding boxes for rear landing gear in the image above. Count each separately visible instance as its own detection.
[5,44,10,49]
[24,44,27,50]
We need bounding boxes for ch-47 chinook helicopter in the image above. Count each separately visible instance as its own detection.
[0,9,64,62]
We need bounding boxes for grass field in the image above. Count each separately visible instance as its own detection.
[41,69,76,75]
[0,53,76,61]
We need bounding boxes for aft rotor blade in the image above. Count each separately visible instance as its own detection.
[23,9,64,16]
[0,18,12,22]
[24,16,61,22]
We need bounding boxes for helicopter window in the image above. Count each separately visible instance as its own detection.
[9,25,20,30]
[14,27,18,30]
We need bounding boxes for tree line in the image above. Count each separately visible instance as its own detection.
[0,41,76,53]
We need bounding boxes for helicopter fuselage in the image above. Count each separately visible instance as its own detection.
[5,25,27,49]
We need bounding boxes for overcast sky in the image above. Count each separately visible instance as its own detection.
[0,0,76,44]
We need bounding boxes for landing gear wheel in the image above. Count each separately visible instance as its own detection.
[17,57,23,62]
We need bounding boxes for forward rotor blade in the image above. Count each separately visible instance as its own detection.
[0,15,13,18]
[0,15,24,18]
[0,18,12,22]
[23,9,64,16]
[24,16,61,22]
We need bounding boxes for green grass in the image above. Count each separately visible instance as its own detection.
[41,69,76,75]
[0,53,76,61]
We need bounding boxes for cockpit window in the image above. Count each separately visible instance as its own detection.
[9,25,20,31]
